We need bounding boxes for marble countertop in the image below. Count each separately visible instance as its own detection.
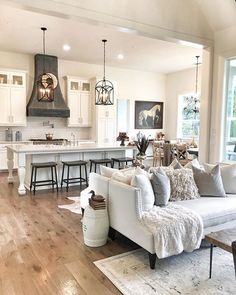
[7,143,136,154]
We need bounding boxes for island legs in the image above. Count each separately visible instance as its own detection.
[7,148,14,183]
[18,166,26,195]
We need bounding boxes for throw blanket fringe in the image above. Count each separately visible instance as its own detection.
[142,204,203,258]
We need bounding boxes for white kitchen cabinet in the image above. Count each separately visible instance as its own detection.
[66,77,92,127]
[0,71,26,125]
[0,70,26,126]
[96,105,116,144]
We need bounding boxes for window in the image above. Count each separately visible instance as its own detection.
[178,94,200,139]
[224,58,236,161]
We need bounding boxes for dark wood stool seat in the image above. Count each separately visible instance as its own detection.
[111,157,134,169]
[61,160,88,192]
[30,162,58,195]
[89,158,113,173]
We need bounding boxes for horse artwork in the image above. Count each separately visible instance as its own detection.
[135,101,163,129]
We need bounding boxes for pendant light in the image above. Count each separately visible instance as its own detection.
[183,55,201,118]
[37,27,55,102]
[95,39,114,105]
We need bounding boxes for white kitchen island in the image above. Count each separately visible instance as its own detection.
[7,143,137,195]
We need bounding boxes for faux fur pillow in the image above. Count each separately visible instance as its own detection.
[164,168,200,201]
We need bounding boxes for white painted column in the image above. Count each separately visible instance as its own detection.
[17,153,26,195]
[7,147,14,183]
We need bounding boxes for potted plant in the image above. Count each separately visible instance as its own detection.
[134,132,150,161]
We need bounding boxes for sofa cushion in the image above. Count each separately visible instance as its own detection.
[164,168,199,201]
[192,165,226,197]
[100,165,118,178]
[111,166,151,185]
[151,168,170,206]
[131,174,155,211]
[175,195,236,228]
[204,163,236,194]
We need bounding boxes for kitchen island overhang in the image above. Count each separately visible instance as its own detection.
[7,143,137,195]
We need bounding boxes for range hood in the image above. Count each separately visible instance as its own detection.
[27,54,70,118]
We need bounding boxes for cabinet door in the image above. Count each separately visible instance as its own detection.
[10,73,25,86]
[97,117,115,144]
[80,92,91,126]
[68,92,80,126]
[105,117,115,144]
[0,86,11,124]
[10,87,26,125]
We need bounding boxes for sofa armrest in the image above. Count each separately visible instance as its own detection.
[109,180,143,222]
[108,179,155,253]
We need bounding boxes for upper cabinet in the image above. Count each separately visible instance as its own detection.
[66,77,92,127]
[0,70,26,126]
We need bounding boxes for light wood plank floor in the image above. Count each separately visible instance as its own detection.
[0,173,137,295]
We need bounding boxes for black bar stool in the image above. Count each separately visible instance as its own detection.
[111,157,134,169]
[61,160,88,192]
[89,159,113,173]
[30,162,58,195]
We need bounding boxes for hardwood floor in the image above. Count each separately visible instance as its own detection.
[0,172,137,295]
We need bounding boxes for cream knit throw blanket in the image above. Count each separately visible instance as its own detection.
[142,203,203,258]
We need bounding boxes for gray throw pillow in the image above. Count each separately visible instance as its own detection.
[151,168,170,206]
[192,164,226,197]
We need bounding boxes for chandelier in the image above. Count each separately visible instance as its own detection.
[37,27,55,102]
[184,56,201,118]
[95,40,114,105]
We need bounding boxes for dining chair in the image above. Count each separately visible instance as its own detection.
[152,141,164,166]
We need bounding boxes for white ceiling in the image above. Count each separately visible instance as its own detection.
[0,3,204,74]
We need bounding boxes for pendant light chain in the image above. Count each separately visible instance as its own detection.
[103,39,107,81]
[41,27,47,73]
[195,55,200,94]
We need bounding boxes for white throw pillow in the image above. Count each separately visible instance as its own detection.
[111,171,133,185]
[204,163,236,194]
[111,167,136,185]
[100,166,118,178]
[131,174,155,211]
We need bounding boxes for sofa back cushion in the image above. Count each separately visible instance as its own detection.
[131,174,155,211]
[192,165,226,197]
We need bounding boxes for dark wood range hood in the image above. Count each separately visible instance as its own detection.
[27,54,70,118]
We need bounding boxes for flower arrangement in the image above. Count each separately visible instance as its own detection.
[134,132,150,157]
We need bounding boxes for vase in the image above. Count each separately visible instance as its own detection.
[136,153,147,167]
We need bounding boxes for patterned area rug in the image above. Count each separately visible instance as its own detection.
[95,248,236,295]
[58,196,81,214]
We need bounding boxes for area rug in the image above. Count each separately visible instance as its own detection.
[94,248,236,295]
[58,196,81,214]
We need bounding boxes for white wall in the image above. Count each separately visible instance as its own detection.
[0,50,165,141]
[208,26,236,163]
[165,67,202,140]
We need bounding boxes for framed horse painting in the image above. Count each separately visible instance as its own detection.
[134,101,163,129]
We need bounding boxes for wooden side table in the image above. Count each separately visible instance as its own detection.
[205,228,236,278]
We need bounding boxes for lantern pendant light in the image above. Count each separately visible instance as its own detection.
[183,55,201,118]
[37,27,55,102]
[95,39,114,105]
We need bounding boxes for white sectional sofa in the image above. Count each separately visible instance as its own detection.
[81,172,236,269]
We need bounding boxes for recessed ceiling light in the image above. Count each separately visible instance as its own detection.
[63,44,71,51]
[117,54,124,60]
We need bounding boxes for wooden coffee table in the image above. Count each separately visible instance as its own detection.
[205,228,236,278]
